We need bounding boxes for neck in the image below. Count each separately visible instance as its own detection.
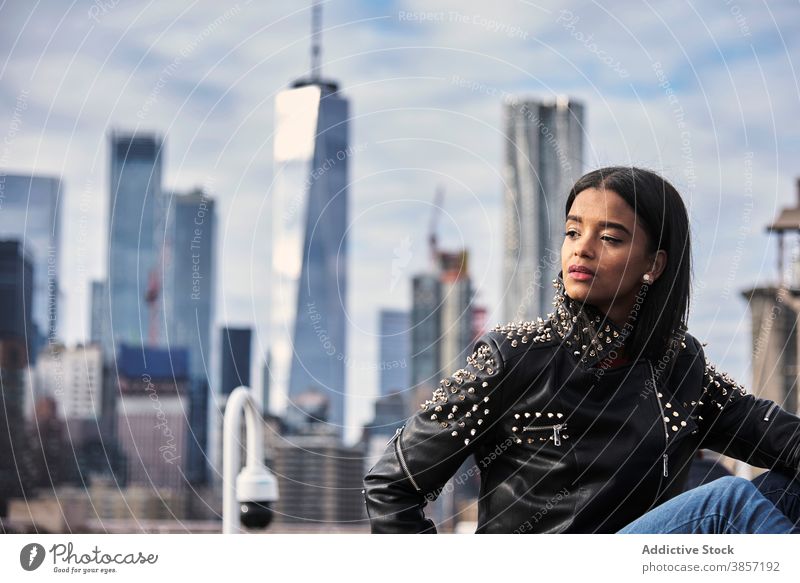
[593,287,646,331]
[597,303,632,330]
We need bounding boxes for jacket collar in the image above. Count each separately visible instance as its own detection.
[549,272,630,370]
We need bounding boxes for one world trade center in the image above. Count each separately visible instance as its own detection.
[269,34,349,439]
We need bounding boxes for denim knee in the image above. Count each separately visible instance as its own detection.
[707,475,751,493]
[703,476,756,508]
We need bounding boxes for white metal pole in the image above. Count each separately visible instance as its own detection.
[222,386,263,534]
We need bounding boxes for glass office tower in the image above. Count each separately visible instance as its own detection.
[106,130,164,350]
[0,173,62,359]
[270,77,349,439]
[503,97,584,321]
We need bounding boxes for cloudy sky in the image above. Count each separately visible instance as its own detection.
[2,0,799,442]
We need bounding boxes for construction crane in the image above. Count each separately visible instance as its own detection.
[429,185,444,270]
[145,263,161,346]
[145,194,170,347]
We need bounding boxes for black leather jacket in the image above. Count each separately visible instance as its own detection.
[363,290,800,533]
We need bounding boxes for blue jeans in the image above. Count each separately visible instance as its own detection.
[618,471,800,534]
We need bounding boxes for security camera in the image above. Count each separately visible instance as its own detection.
[236,464,279,530]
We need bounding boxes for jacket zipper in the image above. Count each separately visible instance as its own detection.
[522,423,567,446]
[394,426,422,493]
[387,426,402,445]
[763,402,779,422]
[649,362,670,478]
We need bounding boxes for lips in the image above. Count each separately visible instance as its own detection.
[568,265,595,275]
[567,265,595,282]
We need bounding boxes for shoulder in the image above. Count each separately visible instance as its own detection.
[673,332,744,390]
[678,331,703,357]
[483,317,559,364]
[664,330,705,373]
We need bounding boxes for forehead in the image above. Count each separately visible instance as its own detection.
[567,187,637,224]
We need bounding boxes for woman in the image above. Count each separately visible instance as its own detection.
[363,166,800,534]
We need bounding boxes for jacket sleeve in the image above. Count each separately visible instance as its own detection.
[695,344,800,474]
[363,332,508,533]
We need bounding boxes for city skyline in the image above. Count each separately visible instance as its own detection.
[2,1,799,443]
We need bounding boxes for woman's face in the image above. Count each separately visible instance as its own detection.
[560,187,666,323]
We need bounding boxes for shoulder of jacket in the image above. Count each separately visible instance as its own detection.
[678,331,705,358]
[485,318,558,360]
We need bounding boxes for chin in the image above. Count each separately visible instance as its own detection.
[564,282,590,302]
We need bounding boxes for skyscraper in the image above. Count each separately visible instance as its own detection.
[409,250,474,411]
[0,240,34,347]
[502,97,584,321]
[270,64,349,439]
[0,241,35,515]
[219,327,251,397]
[106,130,164,351]
[210,326,252,490]
[378,309,410,398]
[164,189,215,376]
[408,248,476,532]
[438,250,473,376]
[410,274,442,397]
[0,174,62,359]
[164,188,216,485]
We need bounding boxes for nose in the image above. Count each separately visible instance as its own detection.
[573,235,595,259]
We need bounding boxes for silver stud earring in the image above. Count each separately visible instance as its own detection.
[642,273,651,283]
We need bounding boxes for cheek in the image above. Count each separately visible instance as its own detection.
[591,255,624,286]
[608,253,646,286]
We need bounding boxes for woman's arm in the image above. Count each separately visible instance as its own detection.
[695,344,800,473]
[363,332,508,533]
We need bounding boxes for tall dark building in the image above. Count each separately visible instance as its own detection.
[220,327,251,396]
[0,241,34,516]
[0,174,62,360]
[0,241,34,348]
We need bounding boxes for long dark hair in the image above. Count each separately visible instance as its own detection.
[564,166,692,363]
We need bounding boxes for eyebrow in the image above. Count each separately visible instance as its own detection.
[566,214,632,236]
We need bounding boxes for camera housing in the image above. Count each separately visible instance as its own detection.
[236,465,279,529]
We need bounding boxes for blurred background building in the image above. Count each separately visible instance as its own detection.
[502,97,584,322]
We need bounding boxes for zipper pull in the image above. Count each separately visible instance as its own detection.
[387,426,402,446]
[662,453,669,477]
[553,425,562,446]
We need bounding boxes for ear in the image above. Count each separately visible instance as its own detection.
[648,250,667,282]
